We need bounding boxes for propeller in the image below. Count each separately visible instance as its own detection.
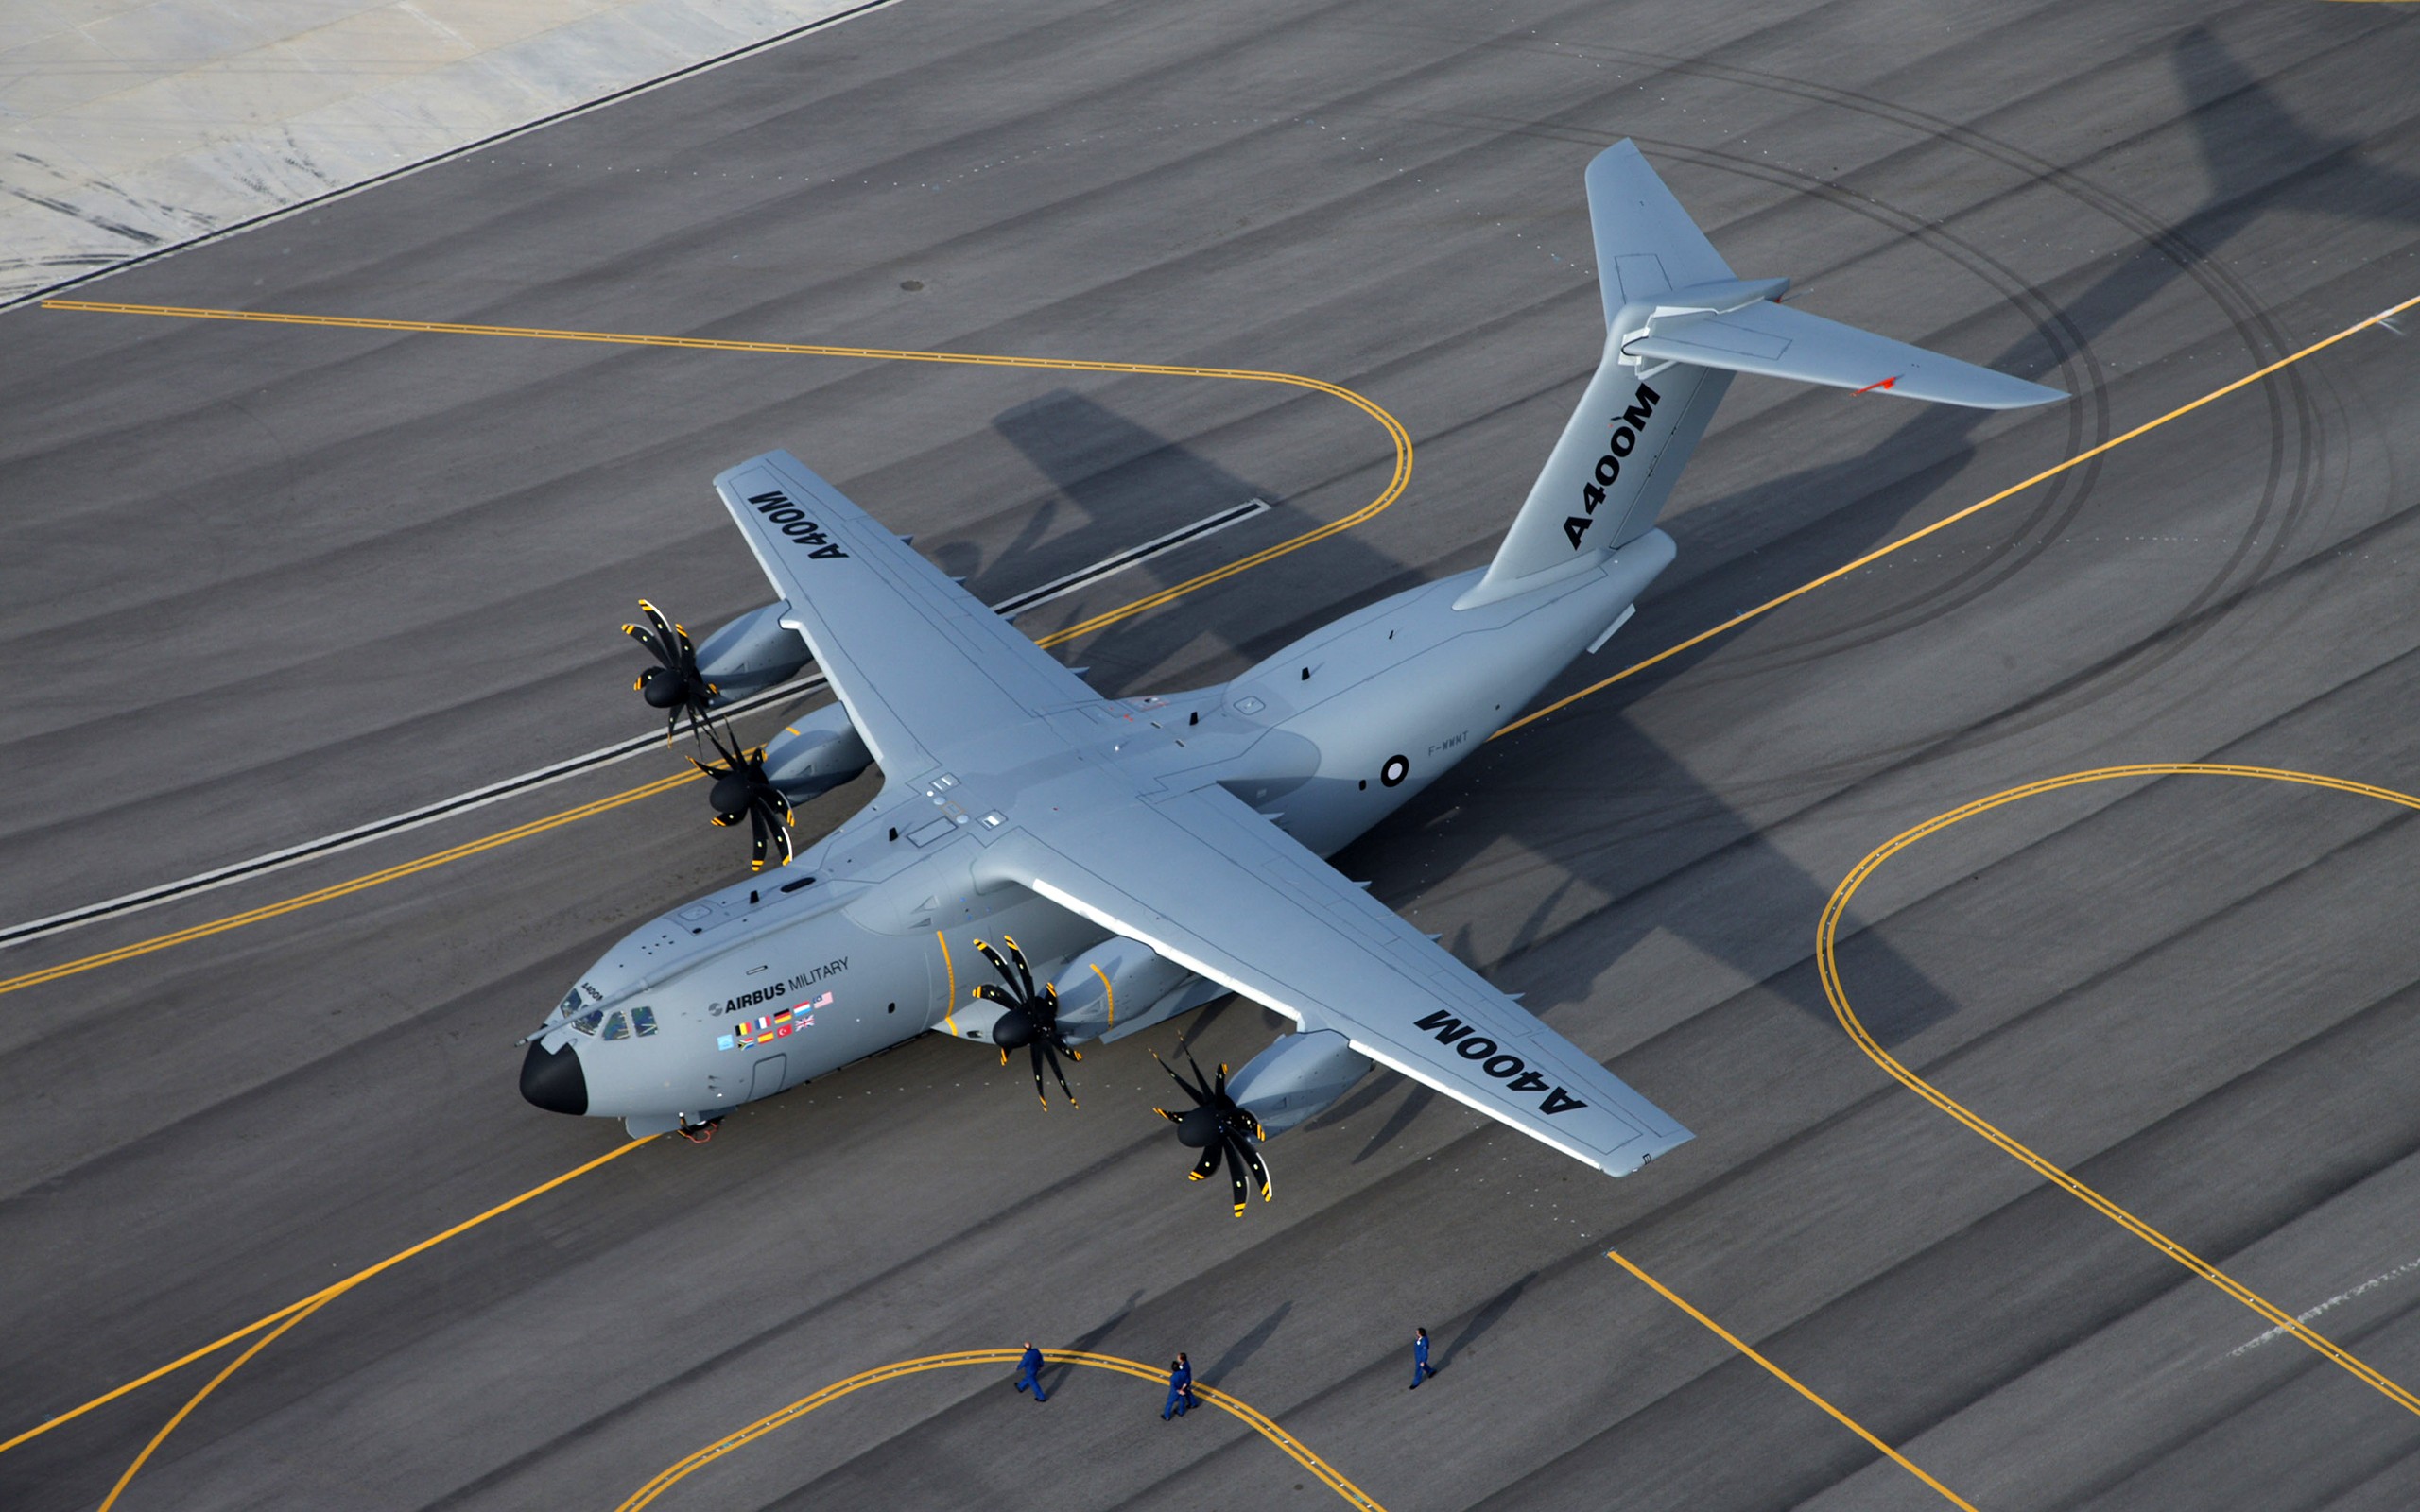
[624,599,717,740]
[687,722,794,871]
[972,936,1080,1108]
[1152,1051,1272,1217]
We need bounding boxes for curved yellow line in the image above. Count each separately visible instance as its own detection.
[39,300,1415,654]
[0,1137,655,1461]
[1090,959,1116,1026]
[1491,291,2420,742]
[1816,763,2420,1416]
[612,1349,1385,1512]
[95,1292,340,1511]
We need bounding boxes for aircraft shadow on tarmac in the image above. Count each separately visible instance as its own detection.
[1199,1298,1292,1386]
[2172,23,2420,239]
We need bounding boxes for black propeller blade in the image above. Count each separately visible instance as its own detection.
[1152,1051,1272,1217]
[624,599,717,740]
[687,722,794,871]
[972,936,1080,1108]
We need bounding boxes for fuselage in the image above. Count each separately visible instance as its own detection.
[519,532,1673,1129]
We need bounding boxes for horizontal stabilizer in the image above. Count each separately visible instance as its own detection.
[1623,300,2064,409]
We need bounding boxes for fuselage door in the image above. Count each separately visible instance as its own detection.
[748,1054,787,1101]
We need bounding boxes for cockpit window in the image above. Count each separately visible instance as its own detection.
[631,1005,659,1037]
[601,1011,630,1041]
[571,1009,605,1035]
[556,989,583,1019]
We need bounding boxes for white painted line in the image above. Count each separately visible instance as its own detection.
[0,499,1271,950]
[996,498,1270,619]
[2221,1255,2420,1359]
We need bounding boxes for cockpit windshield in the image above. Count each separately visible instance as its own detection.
[554,988,582,1021]
[571,1008,605,1036]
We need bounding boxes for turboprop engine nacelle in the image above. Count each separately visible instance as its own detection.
[696,601,812,700]
[1225,1030,1373,1137]
[762,702,873,800]
[1051,936,1194,1042]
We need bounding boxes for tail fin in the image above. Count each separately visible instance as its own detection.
[1460,142,2063,609]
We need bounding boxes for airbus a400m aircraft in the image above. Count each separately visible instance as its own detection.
[519,142,2059,1212]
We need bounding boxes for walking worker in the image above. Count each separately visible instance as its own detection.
[1161,1354,1193,1419]
[1013,1341,1049,1403]
[1409,1327,1437,1389]
[1177,1351,1196,1412]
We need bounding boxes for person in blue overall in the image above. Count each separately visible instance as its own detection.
[1013,1342,1048,1402]
[1161,1353,1194,1419]
[1409,1327,1437,1389]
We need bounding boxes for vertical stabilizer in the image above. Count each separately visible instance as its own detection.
[1460,143,1744,607]
[1459,142,2060,610]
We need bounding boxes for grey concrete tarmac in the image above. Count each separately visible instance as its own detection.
[6,0,2420,1507]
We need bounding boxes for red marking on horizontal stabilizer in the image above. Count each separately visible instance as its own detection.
[1852,375,1900,396]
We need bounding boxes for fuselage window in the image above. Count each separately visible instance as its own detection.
[572,1009,605,1036]
[601,1011,631,1041]
[631,1005,659,1037]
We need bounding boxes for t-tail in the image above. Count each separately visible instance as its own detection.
[1457,141,2064,609]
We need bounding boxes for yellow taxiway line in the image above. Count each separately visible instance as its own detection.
[1818,764,2420,1418]
[0,1137,656,1461]
[1606,1249,1980,1510]
[39,300,1413,653]
[614,1349,1385,1512]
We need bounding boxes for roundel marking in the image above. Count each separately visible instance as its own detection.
[1380,754,1409,788]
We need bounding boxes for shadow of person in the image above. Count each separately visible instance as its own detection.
[1441,1270,1536,1368]
[1042,1288,1146,1392]
[1200,1299,1292,1386]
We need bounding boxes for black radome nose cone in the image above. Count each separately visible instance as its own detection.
[520,1040,588,1116]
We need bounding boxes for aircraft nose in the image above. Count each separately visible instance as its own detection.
[520,1040,588,1116]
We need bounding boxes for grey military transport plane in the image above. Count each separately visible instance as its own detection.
[519,142,2059,1212]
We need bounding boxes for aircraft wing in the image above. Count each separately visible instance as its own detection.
[981,781,1691,1176]
[712,451,1096,775]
